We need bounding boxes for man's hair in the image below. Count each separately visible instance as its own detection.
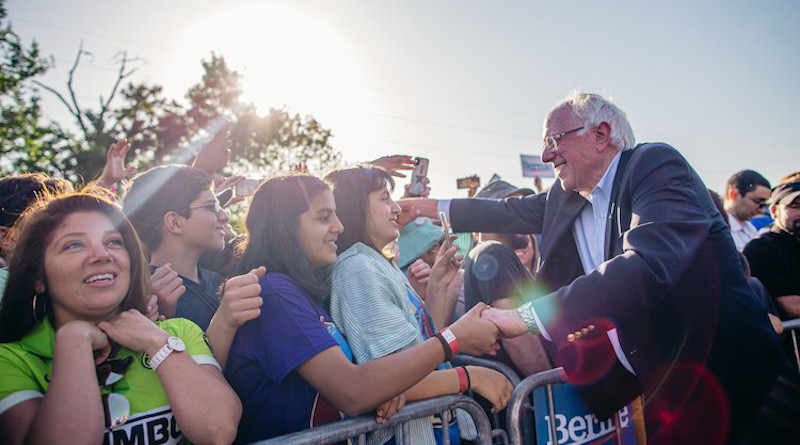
[549,91,636,151]
[0,173,73,228]
[0,191,150,342]
[236,173,332,303]
[325,165,395,254]
[724,170,770,198]
[122,165,213,254]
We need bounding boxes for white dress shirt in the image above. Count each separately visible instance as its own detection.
[727,212,758,251]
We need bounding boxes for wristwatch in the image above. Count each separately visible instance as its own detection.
[516,302,541,336]
[149,336,186,370]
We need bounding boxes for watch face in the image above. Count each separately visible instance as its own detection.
[167,336,186,352]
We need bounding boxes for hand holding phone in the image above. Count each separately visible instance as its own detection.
[235,179,260,197]
[439,211,452,251]
[407,157,429,197]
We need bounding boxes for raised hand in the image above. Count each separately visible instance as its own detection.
[402,177,431,198]
[447,302,499,356]
[371,155,415,178]
[192,122,233,174]
[481,307,529,338]
[150,263,185,318]
[466,366,513,413]
[216,266,266,329]
[98,140,136,188]
[396,198,438,228]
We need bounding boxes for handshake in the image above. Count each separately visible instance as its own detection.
[447,303,532,357]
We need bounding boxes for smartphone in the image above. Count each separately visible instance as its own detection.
[439,210,452,250]
[456,175,480,190]
[407,157,429,197]
[235,179,260,197]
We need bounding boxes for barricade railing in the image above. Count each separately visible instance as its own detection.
[506,368,640,445]
[506,368,566,445]
[247,394,493,445]
[450,355,529,445]
[782,318,800,369]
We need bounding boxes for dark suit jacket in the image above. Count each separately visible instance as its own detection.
[450,143,783,423]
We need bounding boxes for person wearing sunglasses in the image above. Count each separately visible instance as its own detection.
[123,165,264,370]
[745,180,800,319]
[0,192,241,445]
[723,169,771,251]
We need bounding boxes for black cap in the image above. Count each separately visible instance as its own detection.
[771,181,800,206]
[475,179,534,199]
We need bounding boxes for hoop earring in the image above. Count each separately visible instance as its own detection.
[32,293,46,323]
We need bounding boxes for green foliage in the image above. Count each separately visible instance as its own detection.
[1,2,341,181]
[0,0,74,178]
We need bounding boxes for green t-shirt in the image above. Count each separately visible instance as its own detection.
[0,317,219,445]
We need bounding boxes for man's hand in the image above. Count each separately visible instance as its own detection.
[396,198,439,228]
[481,307,529,338]
[97,140,136,189]
[150,264,185,319]
[144,294,165,322]
[447,303,499,356]
[371,155,415,178]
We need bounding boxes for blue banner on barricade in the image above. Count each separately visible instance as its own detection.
[533,383,637,445]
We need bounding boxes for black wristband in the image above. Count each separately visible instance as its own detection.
[434,333,453,361]
[460,365,471,392]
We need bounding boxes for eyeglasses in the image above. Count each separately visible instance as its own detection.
[186,202,225,216]
[543,126,585,152]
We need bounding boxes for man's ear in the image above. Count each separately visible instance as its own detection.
[727,187,740,201]
[163,211,184,236]
[594,122,612,152]
[769,204,778,220]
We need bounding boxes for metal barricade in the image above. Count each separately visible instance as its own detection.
[506,368,639,445]
[248,394,493,445]
[450,355,528,445]
[781,318,800,369]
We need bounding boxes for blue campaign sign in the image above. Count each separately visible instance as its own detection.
[520,154,555,178]
[533,383,637,445]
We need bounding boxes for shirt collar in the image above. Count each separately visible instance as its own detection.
[19,318,57,359]
[585,151,623,203]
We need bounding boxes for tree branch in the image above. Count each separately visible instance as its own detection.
[67,41,89,139]
[31,80,78,117]
[97,51,138,126]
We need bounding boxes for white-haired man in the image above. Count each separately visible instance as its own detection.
[400,92,796,444]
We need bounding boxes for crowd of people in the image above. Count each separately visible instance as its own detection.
[0,91,798,445]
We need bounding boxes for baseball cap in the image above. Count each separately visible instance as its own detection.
[475,179,534,199]
[771,181,800,206]
[397,217,444,269]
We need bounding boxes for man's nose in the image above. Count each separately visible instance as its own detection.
[542,145,556,163]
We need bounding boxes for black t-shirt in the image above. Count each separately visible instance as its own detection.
[463,241,538,375]
[149,265,224,331]
[744,227,800,318]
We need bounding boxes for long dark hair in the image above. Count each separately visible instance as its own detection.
[325,165,394,254]
[236,173,332,303]
[0,191,151,343]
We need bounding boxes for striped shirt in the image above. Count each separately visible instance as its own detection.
[330,242,476,445]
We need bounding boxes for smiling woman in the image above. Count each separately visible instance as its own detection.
[0,192,242,445]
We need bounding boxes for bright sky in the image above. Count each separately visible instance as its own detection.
[7,0,799,198]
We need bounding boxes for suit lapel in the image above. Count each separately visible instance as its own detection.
[604,149,633,260]
[543,186,587,257]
